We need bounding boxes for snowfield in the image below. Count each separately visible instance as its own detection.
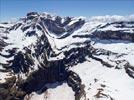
[92,39,134,66]
[70,59,134,100]
[25,83,75,100]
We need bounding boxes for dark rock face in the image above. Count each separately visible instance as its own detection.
[54,16,62,25]
[67,71,86,100]
[99,21,134,29]
[20,60,67,93]
[125,63,134,78]
[41,17,85,35]
[67,19,85,32]
[26,31,37,36]
[0,39,8,51]
[92,30,134,42]
[10,51,34,73]
[62,17,72,26]
[59,19,85,38]
[0,76,26,100]
[43,18,66,35]
[91,21,134,42]
[9,23,22,31]
[67,71,82,94]
[21,25,30,32]
[26,12,39,20]
[27,12,38,17]
[106,21,134,28]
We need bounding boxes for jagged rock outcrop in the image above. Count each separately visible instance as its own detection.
[125,63,134,78]
[67,71,82,93]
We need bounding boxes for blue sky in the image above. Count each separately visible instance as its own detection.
[0,0,134,21]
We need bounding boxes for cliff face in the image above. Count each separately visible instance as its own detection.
[92,21,134,41]
[0,12,134,100]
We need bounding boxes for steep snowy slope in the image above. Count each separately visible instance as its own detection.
[0,12,134,100]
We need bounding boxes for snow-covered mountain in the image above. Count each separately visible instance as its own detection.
[0,12,134,100]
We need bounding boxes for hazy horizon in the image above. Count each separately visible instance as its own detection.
[0,0,134,21]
